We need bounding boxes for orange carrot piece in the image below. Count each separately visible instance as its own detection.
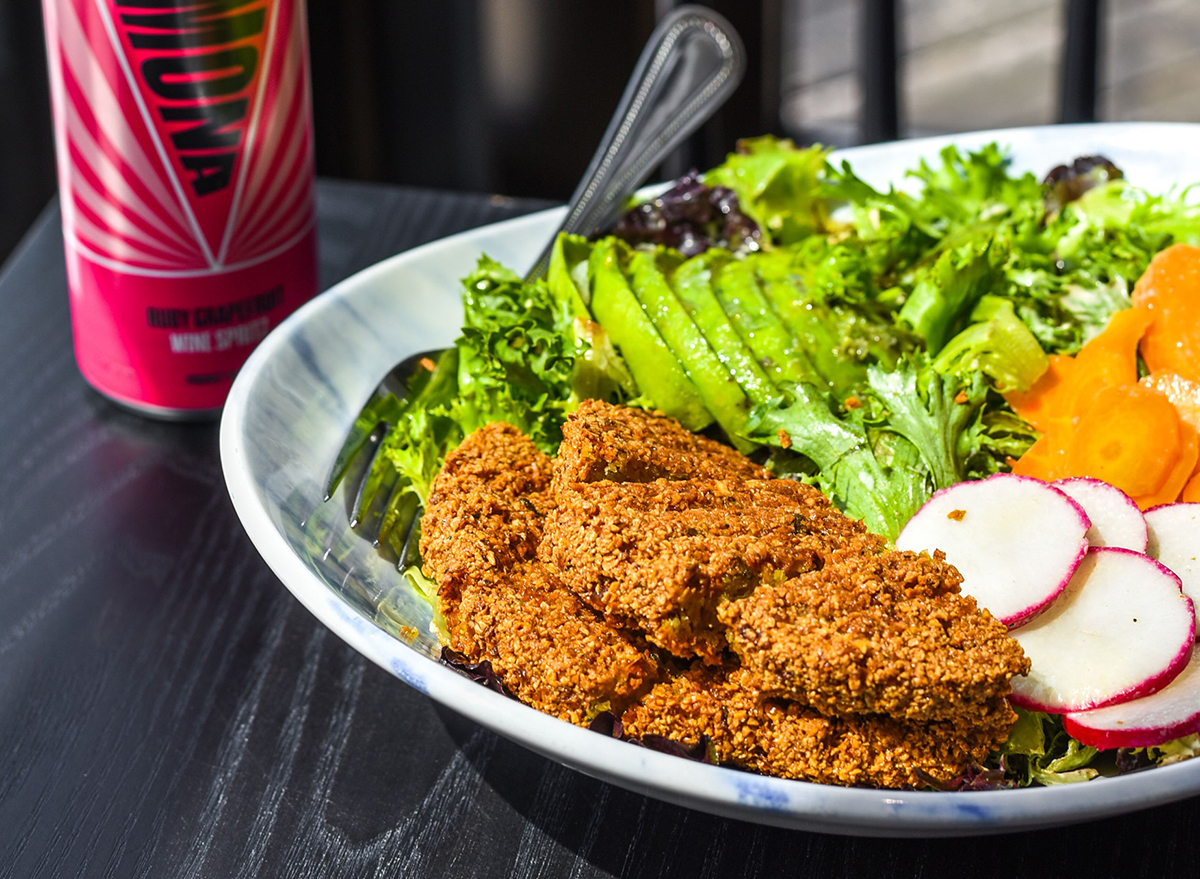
[1141,371,1200,432]
[1133,422,1199,509]
[1070,307,1152,405]
[1069,384,1182,498]
[1181,470,1200,503]
[1011,432,1071,482]
[1004,355,1077,433]
[1006,309,1151,433]
[1133,243,1200,383]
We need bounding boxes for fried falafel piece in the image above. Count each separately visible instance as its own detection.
[553,398,768,489]
[720,549,1031,724]
[622,666,1016,789]
[451,562,660,724]
[424,412,1026,780]
[420,422,553,599]
[542,477,874,663]
[420,422,659,724]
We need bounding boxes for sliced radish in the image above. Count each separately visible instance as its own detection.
[1145,502,1200,634]
[895,473,1090,626]
[1009,547,1195,713]
[1064,645,1200,749]
[1054,477,1148,552]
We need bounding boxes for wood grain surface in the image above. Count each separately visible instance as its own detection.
[0,180,1195,879]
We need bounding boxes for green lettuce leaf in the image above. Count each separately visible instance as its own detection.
[380,253,636,511]
[933,295,1049,393]
[746,356,1022,541]
[1147,734,1200,766]
[898,240,1004,353]
[703,136,833,245]
[907,143,1045,233]
[745,380,928,539]
[863,360,988,491]
[996,709,1101,786]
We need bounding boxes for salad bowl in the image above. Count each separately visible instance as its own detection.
[221,122,1200,836]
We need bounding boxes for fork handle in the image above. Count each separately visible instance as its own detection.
[523,6,745,281]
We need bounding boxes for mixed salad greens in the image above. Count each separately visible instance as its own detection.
[363,136,1200,788]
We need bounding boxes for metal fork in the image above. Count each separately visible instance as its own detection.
[324,5,746,558]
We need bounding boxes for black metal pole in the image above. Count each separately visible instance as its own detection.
[1059,0,1102,123]
[859,0,899,143]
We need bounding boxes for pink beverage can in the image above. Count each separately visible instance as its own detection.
[40,0,318,418]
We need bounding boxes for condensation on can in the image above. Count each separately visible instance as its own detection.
[41,0,319,417]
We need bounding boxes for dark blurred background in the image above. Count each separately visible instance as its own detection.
[2,0,1198,266]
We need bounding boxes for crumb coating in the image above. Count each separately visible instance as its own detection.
[420,422,659,724]
[720,549,1031,723]
[542,477,869,663]
[419,404,1028,788]
[552,398,768,490]
[622,666,1017,789]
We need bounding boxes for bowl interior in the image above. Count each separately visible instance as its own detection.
[221,122,1200,835]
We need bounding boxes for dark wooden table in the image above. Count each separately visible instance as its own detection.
[1,179,1194,878]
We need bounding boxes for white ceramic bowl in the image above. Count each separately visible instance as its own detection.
[221,123,1200,836]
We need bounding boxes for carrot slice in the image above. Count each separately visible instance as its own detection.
[1005,355,1077,433]
[1133,422,1199,509]
[1011,432,1071,482]
[1006,309,1151,432]
[1181,471,1200,503]
[1009,252,1200,490]
[1071,307,1153,394]
[1069,384,1182,498]
[1133,243,1200,383]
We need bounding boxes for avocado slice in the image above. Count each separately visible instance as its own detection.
[547,233,639,401]
[755,248,900,398]
[620,244,754,449]
[711,255,821,386]
[588,238,712,430]
[669,250,779,407]
[547,232,594,319]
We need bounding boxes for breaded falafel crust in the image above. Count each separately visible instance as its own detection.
[421,410,1027,787]
[421,422,659,724]
[542,477,865,663]
[622,666,1016,789]
[553,398,768,489]
[452,562,660,723]
[720,550,1031,724]
[420,422,553,601]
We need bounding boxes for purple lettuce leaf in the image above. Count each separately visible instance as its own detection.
[440,647,517,698]
[610,171,763,256]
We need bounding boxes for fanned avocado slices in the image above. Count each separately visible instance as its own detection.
[588,237,712,431]
[755,248,913,399]
[669,251,779,409]
[619,243,755,451]
[711,256,821,386]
